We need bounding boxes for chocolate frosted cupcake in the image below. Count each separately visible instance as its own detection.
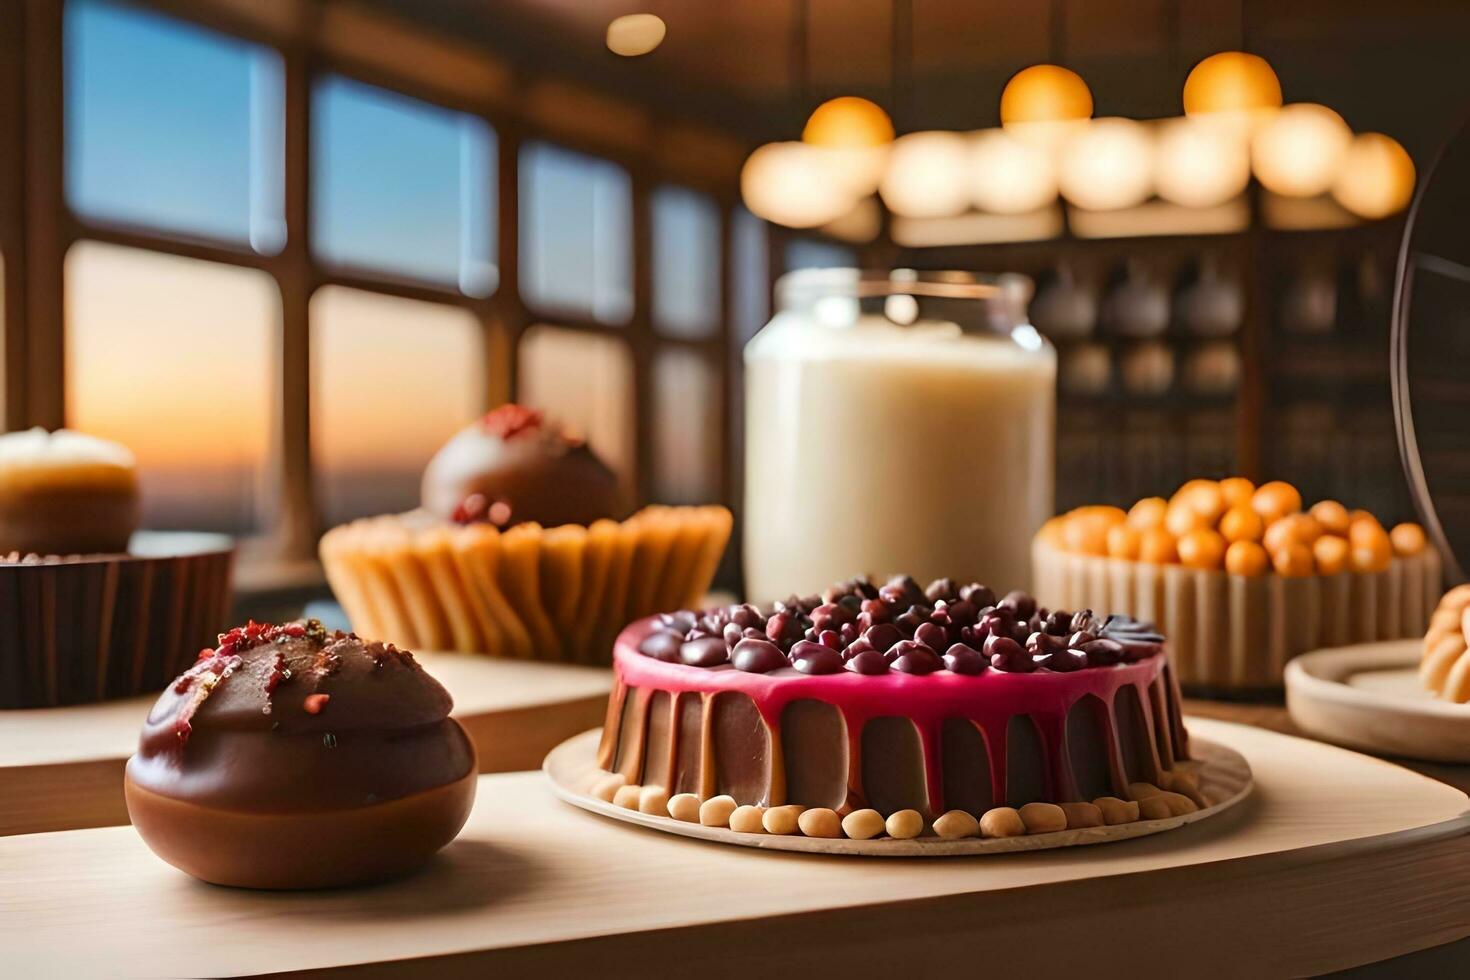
[320,405,731,663]
[0,429,234,707]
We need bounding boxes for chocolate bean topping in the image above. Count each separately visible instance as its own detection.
[638,630,683,662]
[731,637,787,673]
[790,641,844,675]
[943,599,980,627]
[680,636,730,668]
[728,604,766,630]
[864,622,903,653]
[943,643,988,675]
[985,634,1036,672]
[913,621,949,653]
[924,577,958,602]
[999,590,1037,619]
[890,640,944,675]
[845,649,891,675]
[1078,638,1125,666]
[960,583,997,608]
[643,581,1164,675]
[1041,648,1089,673]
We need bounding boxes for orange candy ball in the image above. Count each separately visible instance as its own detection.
[1127,497,1168,531]
[1252,481,1302,524]
[1390,522,1427,556]
[1178,528,1226,570]
[1219,506,1264,544]
[1175,480,1226,524]
[1138,528,1179,564]
[1272,542,1314,577]
[1263,513,1322,554]
[1225,540,1268,576]
[1165,500,1211,538]
[1106,524,1141,561]
[1312,534,1349,575]
[1219,477,1255,508]
[1309,500,1351,537]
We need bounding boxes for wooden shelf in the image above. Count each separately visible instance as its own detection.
[0,652,611,837]
[2,718,1468,977]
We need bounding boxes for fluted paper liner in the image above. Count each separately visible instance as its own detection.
[1033,538,1441,692]
[0,531,235,708]
[320,506,733,664]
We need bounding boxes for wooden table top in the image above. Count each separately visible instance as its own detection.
[1183,697,1470,795]
[3,717,1468,979]
[0,653,611,836]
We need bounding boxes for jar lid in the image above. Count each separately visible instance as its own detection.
[1392,113,1470,583]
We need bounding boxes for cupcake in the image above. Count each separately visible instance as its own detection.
[125,620,476,889]
[0,426,139,555]
[0,429,234,707]
[320,405,732,663]
[1033,478,1440,692]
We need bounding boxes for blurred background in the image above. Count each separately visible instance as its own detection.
[3,0,1468,604]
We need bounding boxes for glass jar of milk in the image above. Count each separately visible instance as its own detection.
[743,269,1055,602]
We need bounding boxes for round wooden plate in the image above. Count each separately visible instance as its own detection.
[544,728,1253,856]
[1286,639,1470,763]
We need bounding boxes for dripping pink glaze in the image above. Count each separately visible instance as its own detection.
[612,616,1179,813]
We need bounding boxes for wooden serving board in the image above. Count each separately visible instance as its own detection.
[3,719,1469,978]
[1286,639,1470,763]
[0,653,610,836]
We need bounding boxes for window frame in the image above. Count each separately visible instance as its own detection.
[4,0,791,584]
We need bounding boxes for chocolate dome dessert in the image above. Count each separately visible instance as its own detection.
[421,403,625,529]
[320,403,732,663]
[125,620,477,889]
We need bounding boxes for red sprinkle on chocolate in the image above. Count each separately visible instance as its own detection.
[452,492,489,524]
[264,652,288,695]
[304,693,330,714]
[479,403,543,440]
[487,500,513,526]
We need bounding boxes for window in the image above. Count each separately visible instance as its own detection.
[784,236,858,273]
[731,206,770,347]
[653,349,721,503]
[65,242,278,533]
[518,325,635,486]
[520,142,633,324]
[65,0,283,250]
[310,287,486,526]
[652,185,721,338]
[313,76,496,294]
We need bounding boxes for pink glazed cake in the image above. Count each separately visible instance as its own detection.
[592,576,1200,838]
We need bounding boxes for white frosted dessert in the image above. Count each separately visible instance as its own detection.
[0,427,139,556]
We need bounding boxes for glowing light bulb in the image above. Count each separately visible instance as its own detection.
[1057,118,1155,211]
[1154,115,1250,208]
[804,96,894,148]
[740,142,855,228]
[605,14,666,57]
[1000,65,1093,125]
[1183,52,1282,115]
[878,131,972,218]
[1252,103,1352,197]
[1331,133,1416,219]
[969,128,1058,214]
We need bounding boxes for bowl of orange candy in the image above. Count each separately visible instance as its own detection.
[1033,478,1440,693]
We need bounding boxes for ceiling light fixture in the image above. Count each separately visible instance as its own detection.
[606,14,666,57]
